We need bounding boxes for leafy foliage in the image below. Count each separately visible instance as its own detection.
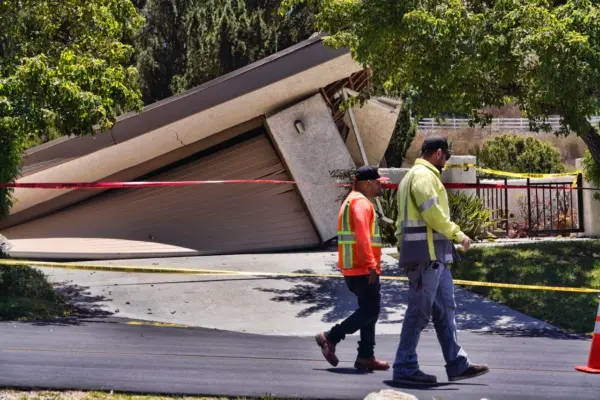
[377,186,493,246]
[477,134,565,175]
[280,0,600,170]
[135,0,316,104]
[582,148,600,200]
[582,148,600,186]
[384,96,417,168]
[378,188,398,246]
[447,191,494,241]
[0,0,145,217]
[328,168,355,202]
[0,265,72,321]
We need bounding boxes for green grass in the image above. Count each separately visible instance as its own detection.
[392,240,600,334]
[0,390,291,400]
[0,264,73,321]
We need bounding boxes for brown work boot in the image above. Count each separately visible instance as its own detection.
[448,363,490,381]
[354,356,391,372]
[314,332,339,367]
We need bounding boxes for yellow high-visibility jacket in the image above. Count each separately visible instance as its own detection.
[395,159,465,266]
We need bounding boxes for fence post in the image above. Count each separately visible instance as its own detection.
[527,178,532,233]
[578,172,585,233]
[504,177,509,236]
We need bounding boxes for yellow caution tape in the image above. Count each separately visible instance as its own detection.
[444,164,477,169]
[0,259,223,275]
[0,259,598,294]
[476,167,582,180]
[443,164,582,188]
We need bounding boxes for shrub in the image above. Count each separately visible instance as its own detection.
[384,97,417,168]
[377,187,493,246]
[378,188,399,246]
[0,265,72,321]
[447,191,495,241]
[511,192,579,237]
[329,168,355,202]
[582,148,600,201]
[477,134,565,175]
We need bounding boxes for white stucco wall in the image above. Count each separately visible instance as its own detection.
[343,90,399,166]
[265,93,355,242]
[442,156,477,196]
[379,168,409,183]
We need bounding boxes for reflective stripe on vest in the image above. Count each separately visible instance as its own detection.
[338,195,381,269]
[339,199,355,269]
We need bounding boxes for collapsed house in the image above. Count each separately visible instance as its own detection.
[1,34,399,260]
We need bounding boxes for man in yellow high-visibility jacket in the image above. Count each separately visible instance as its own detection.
[392,136,489,385]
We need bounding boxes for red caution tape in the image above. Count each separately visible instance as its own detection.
[0,180,592,191]
[0,179,299,189]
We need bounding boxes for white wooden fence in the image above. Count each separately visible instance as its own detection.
[417,116,600,132]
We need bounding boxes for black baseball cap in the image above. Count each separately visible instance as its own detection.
[421,136,453,158]
[354,165,389,182]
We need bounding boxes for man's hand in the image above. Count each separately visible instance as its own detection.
[461,235,472,252]
[368,269,378,284]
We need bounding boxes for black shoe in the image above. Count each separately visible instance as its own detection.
[392,370,437,385]
[448,363,490,381]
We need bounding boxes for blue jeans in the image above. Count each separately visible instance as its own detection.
[393,261,470,378]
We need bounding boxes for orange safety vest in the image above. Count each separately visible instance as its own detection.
[337,191,382,276]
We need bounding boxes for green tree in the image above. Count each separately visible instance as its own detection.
[478,134,565,174]
[384,95,417,168]
[0,0,145,218]
[281,0,600,171]
[135,0,316,104]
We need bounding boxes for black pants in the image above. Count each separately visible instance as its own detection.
[327,274,381,358]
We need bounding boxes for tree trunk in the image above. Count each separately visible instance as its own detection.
[580,126,600,168]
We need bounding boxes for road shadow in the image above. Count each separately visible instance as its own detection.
[254,257,564,334]
[470,328,591,341]
[313,368,371,375]
[26,281,114,326]
[383,379,487,391]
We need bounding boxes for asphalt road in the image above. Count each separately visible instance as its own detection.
[0,318,597,400]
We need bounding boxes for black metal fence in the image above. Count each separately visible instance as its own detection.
[476,174,584,237]
[525,175,584,235]
[476,177,510,237]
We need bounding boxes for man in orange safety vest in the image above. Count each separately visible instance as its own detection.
[315,165,390,372]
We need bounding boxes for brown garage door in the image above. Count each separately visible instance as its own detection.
[4,129,321,254]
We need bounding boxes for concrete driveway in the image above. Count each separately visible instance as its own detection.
[35,250,558,336]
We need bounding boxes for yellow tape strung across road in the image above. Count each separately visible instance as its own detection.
[0,259,597,294]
